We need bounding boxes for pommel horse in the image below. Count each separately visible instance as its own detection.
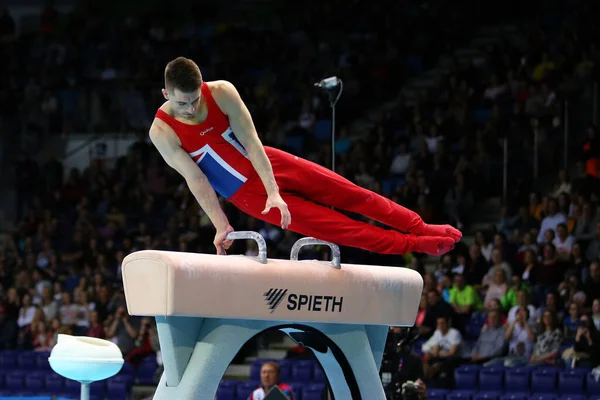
[121,232,423,399]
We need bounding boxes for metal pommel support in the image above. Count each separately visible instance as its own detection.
[290,237,341,269]
[226,231,267,264]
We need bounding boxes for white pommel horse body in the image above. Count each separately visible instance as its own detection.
[121,231,423,400]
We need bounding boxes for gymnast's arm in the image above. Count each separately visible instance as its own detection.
[211,80,279,197]
[149,119,230,232]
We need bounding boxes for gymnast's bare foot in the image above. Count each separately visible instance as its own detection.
[419,224,462,242]
[414,236,455,256]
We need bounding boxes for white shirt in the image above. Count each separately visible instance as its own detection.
[553,235,575,253]
[537,213,567,243]
[507,304,537,326]
[17,306,36,328]
[508,323,533,357]
[422,328,464,357]
[390,154,411,175]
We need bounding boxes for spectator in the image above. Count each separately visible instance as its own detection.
[484,248,513,286]
[470,310,506,363]
[537,199,567,245]
[475,231,494,263]
[507,289,537,327]
[553,223,575,259]
[419,290,456,339]
[422,316,465,383]
[483,269,508,309]
[530,310,562,365]
[583,261,600,307]
[585,222,600,263]
[248,361,294,400]
[553,169,572,197]
[573,203,595,245]
[505,306,536,360]
[415,294,428,327]
[449,274,481,328]
[17,294,36,328]
[86,311,105,339]
[521,249,538,287]
[105,306,141,356]
[0,306,18,349]
[126,317,156,366]
[444,173,474,230]
[464,244,489,286]
[58,292,78,326]
[501,275,531,310]
[562,314,600,368]
[31,320,53,351]
[592,299,600,329]
[564,302,581,342]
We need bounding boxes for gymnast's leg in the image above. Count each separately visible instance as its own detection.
[229,188,455,256]
[265,147,462,242]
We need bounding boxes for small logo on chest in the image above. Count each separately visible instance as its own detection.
[199,127,214,136]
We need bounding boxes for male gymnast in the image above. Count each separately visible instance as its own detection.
[149,57,462,257]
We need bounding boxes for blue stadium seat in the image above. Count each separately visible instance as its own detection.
[456,365,481,373]
[106,377,128,399]
[529,395,557,400]
[588,373,600,396]
[44,373,64,393]
[89,380,106,398]
[237,380,260,398]
[63,378,80,395]
[455,368,478,390]
[216,385,236,400]
[291,383,303,400]
[531,370,558,394]
[278,360,293,382]
[35,352,52,371]
[505,368,530,393]
[56,395,103,400]
[558,370,585,395]
[25,371,46,392]
[303,383,326,400]
[5,370,25,391]
[117,361,135,377]
[0,351,17,370]
[474,391,501,400]
[448,390,476,400]
[501,393,529,400]
[429,393,447,400]
[250,360,262,381]
[428,389,451,399]
[479,367,504,392]
[466,319,484,339]
[292,361,313,382]
[17,351,37,370]
[136,356,158,385]
[558,395,585,400]
[313,364,326,383]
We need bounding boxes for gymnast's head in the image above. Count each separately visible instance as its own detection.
[162,57,203,120]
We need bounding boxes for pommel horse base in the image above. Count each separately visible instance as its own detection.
[121,232,423,399]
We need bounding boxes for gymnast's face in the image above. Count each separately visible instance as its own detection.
[163,88,202,120]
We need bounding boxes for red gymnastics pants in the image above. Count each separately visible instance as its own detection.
[228,147,441,255]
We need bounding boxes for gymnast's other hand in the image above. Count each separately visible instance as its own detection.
[214,225,235,255]
[262,192,291,229]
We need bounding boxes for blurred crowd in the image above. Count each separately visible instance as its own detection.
[0,1,600,398]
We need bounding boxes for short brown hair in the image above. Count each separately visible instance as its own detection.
[164,57,203,93]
